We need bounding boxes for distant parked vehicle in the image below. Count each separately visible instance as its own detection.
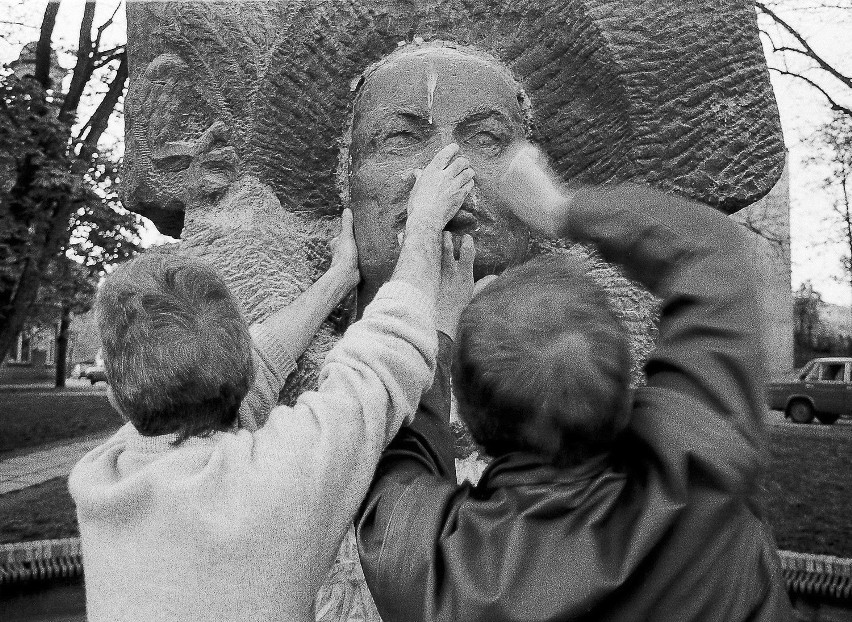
[767,357,852,424]
[71,361,96,379]
[84,364,108,385]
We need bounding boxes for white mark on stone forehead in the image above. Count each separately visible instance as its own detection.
[426,56,438,125]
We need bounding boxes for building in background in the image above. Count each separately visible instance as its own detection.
[0,312,100,385]
[732,158,794,376]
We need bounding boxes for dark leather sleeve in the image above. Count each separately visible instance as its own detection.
[562,185,768,494]
[387,331,457,480]
[356,330,462,622]
[355,189,781,622]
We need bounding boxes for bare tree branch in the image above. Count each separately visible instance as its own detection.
[95,44,125,59]
[76,53,127,160]
[92,1,122,54]
[738,216,788,250]
[756,1,852,91]
[777,3,852,11]
[59,1,97,124]
[0,20,37,29]
[758,27,781,52]
[768,67,852,117]
[93,46,126,69]
[33,2,60,89]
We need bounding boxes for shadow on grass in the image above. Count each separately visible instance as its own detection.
[1,426,850,559]
[0,477,78,544]
[0,392,122,455]
[764,427,852,557]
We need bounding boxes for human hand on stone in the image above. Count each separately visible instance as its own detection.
[436,232,475,340]
[406,143,476,234]
[498,144,567,238]
[330,208,360,291]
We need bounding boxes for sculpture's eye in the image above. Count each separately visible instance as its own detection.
[153,154,193,173]
[382,130,420,152]
[465,131,504,157]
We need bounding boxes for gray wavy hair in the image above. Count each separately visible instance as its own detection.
[97,252,254,444]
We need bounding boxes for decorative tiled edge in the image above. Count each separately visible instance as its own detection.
[779,550,852,601]
[0,538,851,604]
[0,537,83,586]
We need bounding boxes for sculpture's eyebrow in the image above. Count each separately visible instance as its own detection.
[454,109,516,133]
[363,108,430,139]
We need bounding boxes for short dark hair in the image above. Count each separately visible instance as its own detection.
[96,252,254,444]
[452,254,631,467]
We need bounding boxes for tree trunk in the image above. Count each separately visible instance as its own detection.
[34,2,60,89]
[55,304,71,388]
[0,254,44,365]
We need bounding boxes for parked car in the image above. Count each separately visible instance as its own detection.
[767,357,852,424]
[84,364,108,385]
[70,361,96,379]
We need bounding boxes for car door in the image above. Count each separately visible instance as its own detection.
[804,362,846,415]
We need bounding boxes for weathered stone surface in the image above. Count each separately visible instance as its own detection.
[124,1,784,234]
[122,2,785,620]
[122,0,785,393]
[732,159,794,377]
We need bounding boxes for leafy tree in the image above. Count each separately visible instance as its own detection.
[793,281,824,346]
[792,280,852,364]
[36,156,142,387]
[0,1,128,368]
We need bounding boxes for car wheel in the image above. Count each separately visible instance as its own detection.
[816,413,839,425]
[787,400,814,424]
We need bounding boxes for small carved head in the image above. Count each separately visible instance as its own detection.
[124,54,239,236]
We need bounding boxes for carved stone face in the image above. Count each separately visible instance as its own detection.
[349,47,531,305]
[124,54,239,236]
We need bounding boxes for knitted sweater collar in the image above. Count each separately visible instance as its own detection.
[124,423,239,453]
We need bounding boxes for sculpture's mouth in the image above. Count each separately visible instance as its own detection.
[445,209,477,233]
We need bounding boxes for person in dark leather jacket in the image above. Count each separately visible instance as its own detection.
[355,145,794,622]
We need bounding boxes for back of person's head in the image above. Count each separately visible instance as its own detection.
[96,252,254,444]
[453,254,631,467]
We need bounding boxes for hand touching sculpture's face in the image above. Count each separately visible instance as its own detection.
[348,47,531,300]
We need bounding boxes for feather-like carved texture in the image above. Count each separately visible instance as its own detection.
[121,6,783,618]
[124,0,784,229]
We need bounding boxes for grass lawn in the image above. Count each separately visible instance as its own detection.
[0,425,850,558]
[0,477,78,544]
[764,426,852,557]
[0,391,121,454]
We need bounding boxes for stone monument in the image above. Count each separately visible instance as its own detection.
[122,2,786,619]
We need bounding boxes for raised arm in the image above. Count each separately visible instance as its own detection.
[500,145,767,467]
[251,143,474,510]
[356,148,773,622]
[237,210,360,430]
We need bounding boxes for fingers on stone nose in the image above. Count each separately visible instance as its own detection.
[432,143,459,169]
[447,157,471,177]
[456,168,476,184]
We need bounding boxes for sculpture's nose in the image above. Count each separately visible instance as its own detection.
[437,128,455,150]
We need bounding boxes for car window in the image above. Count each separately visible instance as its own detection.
[817,363,845,382]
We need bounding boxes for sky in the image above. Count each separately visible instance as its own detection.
[2,0,852,304]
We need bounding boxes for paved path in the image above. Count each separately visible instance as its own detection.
[0,408,845,497]
[0,432,114,495]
